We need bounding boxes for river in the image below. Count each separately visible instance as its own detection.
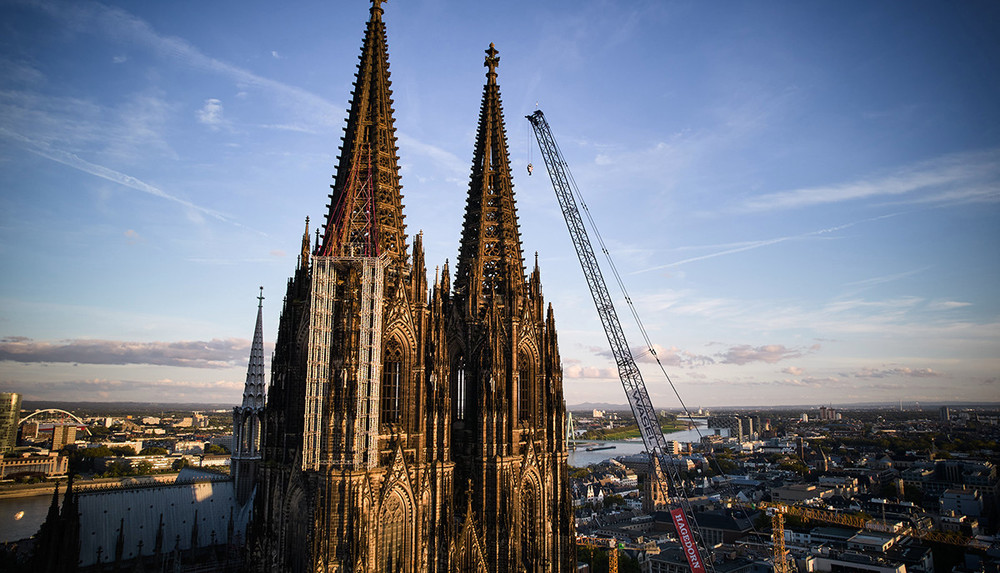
[0,491,54,543]
[567,421,717,467]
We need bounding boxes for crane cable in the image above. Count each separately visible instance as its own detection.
[555,141,699,426]
[548,125,769,545]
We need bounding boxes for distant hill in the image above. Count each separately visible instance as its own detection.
[566,402,629,412]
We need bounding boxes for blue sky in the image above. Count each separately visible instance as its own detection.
[1,0,997,408]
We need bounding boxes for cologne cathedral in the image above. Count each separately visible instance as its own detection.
[240,1,575,571]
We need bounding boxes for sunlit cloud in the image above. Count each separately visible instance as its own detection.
[719,344,813,365]
[563,364,616,379]
[0,337,253,368]
[850,366,942,379]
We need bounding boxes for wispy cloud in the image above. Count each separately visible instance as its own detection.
[740,149,1000,212]
[563,364,617,379]
[396,132,467,185]
[633,344,715,367]
[636,213,901,272]
[927,300,972,311]
[850,366,941,379]
[0,337,253,368]
[586,341,810,369]
[32,0,338,125]
[0,126,237,224]
[719,344,815,365]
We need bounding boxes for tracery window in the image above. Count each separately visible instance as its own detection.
[380,492,408,572]
[519,353,532,421]
[521,481,539,570]
[381,343,403,424]
[455,355,466,420]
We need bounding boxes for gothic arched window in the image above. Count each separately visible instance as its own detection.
[520,480,539,570]
[381,343,403,424]
[380,491,409,572]
[519,353,532,421]
[454,355,466,420]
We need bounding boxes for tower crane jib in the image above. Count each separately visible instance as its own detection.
[526,109,712,573]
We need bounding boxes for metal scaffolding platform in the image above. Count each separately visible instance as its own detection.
[303,255,386,471]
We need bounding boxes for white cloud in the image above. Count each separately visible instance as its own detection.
[636,212,902,273]
[197,98,224,129]
[719,344,807,365]
[33,1,339,126]
[740,149,1000,212]
[927,300,972,311]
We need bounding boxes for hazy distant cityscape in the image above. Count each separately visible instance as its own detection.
[3,392,999,572]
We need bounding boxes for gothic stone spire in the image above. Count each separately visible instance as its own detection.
[241,287,267,410]
[319,0,407,265]
[454,43,526,314]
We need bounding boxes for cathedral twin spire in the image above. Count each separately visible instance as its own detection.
[319,0,526,315]
[454,42,527,313]
[320,0,406,264]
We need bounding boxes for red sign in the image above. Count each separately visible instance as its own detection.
[670,508,707,573]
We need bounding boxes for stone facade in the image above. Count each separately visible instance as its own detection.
[246,3,574,572]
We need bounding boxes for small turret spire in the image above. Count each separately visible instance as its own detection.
[299,217,310,268]
[241,289,266,410]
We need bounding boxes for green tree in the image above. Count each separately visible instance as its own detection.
[603,494,625,509]
[110,445,137,457]
[205,443,229,455]
[139,446,169,456]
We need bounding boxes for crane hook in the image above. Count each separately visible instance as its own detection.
[527,163,533,176]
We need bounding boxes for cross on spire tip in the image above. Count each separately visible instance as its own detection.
[484,43,500,80]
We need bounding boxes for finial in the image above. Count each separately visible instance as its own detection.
[485,43,499,82]
[371,0,385,20]
[257,286,264,309]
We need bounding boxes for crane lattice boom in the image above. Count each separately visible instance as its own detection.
[527,109,712,573]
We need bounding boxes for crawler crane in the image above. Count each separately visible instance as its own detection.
[527,110,713,573]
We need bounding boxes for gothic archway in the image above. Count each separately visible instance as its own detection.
[378,489,413,572]
[519,474,542,572]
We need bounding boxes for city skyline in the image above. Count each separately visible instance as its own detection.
[1,0,998,407]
